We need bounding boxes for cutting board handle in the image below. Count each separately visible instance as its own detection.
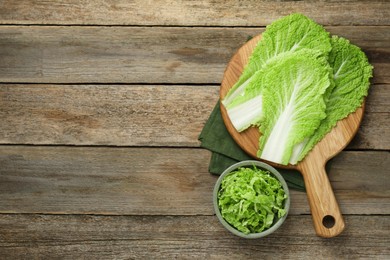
[298,160,345,238]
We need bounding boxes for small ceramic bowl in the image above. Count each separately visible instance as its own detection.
[213,160,290,238]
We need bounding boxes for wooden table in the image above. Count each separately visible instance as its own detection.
[0,1,389,258]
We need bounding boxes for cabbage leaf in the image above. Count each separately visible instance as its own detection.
[220,13,373,165]
[289,36,373,164]
[224,70,265,131]
[222,13,331,132]
[257,50,332,165]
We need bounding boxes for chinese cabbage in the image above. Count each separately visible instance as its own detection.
[289,36,373,164]
[222,13,331,108]
[257,50,332,165]
[224,70,265,131]
[218,166,287,234]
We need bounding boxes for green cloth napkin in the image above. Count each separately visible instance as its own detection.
[198,101,305,192]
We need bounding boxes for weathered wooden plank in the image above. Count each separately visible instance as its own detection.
[348,111,390,150]
[0,26,388,84]
[365,84,389,113]
[0,0,389,26]
[0,84,218,146]
[0,214,388,259]
[327,26,390,86]
[0,84,388,149]
[0,146,388,215]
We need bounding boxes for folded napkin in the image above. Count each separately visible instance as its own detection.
[199,101,305,191]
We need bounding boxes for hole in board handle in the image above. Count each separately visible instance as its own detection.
[322,215,336,229]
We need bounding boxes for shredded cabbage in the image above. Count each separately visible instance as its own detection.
[218,167,287,234]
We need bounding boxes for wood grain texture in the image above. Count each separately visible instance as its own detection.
[0,214,388,259]
[0,146,389,215]
[0,0,388,256]
[295,91,365,237]
[0,84,218,146]
[0,84,387,149]
[0,0,389,26]
[0,26,388,84]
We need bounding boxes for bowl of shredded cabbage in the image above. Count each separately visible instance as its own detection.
[213,160,290,238]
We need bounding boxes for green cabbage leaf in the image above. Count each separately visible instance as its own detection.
[220,13,373,165]
[222,13,331,132]
[257,50,332,165]
[289,36,373,164]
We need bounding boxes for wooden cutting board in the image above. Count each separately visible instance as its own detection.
[220,34,365,238]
